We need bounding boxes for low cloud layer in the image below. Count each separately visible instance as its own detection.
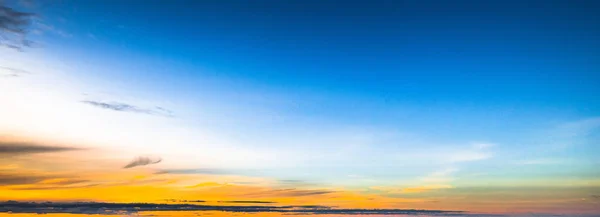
[81,100,174,117]
[123,156,162,169]
[0,201,466,215]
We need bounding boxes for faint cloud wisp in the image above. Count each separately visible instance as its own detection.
[81,100,174,117]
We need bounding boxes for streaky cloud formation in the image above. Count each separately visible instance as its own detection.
[243,188,335,197]
[123,155,162,169]
[0,173,49,186]
[0,66,29,77]
[0,172,89,188]
[0,141,81,154]
[81,100,174,117]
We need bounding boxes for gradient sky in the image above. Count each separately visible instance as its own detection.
[1,0,599,215]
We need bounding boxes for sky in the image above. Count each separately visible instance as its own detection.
[0,0,599,216]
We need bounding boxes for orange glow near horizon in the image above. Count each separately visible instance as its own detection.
[1,140,599,216]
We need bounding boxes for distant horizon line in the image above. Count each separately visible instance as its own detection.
[0,200,468,215]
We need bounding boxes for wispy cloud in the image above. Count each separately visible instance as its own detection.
[0,3,35,50]
[0,141,82,155]
[32,20,71,38]
[422,167,459,183]
[0,66,30,77]
[373,184,453,194]
[242,188,335,197]
[0,173,49,186]
[0,172,91,190]
[123,155,162,169]
[81,100,174,117]
[421,143,494,184]
[551,117,600,149]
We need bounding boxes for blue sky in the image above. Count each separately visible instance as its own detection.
[2,0,599,191]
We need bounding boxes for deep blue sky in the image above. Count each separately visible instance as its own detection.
[39,0,599,109]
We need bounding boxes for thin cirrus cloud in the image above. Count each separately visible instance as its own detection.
[0,66,30,77]
[420,143,494,184]
[242,188,335,197]
[81,100,174,117]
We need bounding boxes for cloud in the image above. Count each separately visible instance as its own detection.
[550,117,600,149]
[81,100,174,117]
[123,155,162,169]
[0,171,93,190]
[0,66,30,77]
[0,173,48,186]
[243,188,335,197]
[421,143,494,184]
[32,21,71,38]
[0,3,35,50]
[0,141,81,155]
[10,183,98,190]
[422,167,458,183]
[372,184,453,194]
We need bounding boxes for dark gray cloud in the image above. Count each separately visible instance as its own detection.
[0,201,467,215]
[81,100,174,117]
[0,141,81,155]
[0,2,35,50]
[123,155,162,169]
